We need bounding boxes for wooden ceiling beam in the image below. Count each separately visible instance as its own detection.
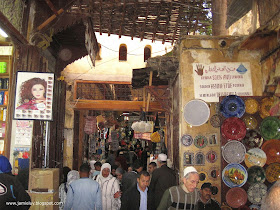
[186,2,195,35]
[99,0,103,35]
[140,0,151,41]
[108,1,115,36]
[171,0,184,45]
[73,100,164,111]
[44,0,59,16]
[162,1,173,44]
[130,0,139,40]
[119,0,127,38]
[152,1,163,42]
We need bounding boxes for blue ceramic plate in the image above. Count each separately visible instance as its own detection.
[222,163,248,188]
[220,95,245,118]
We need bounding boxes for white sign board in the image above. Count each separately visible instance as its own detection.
[193,62,253,102]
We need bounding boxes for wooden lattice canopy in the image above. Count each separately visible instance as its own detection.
[66,0,212,44]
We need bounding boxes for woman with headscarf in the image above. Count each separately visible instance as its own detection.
[95,163,121,210]
[59,170,80,210]
[0,155,31,209]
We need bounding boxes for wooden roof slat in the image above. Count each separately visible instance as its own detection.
[119,0,127,38]
[140,0,152,41]
[99,0,103,35]
[162,1,173,44]
[130,0,139,39]
[152,1,163,42]
[44,0,59,16]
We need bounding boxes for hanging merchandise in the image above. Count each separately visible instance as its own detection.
[131,111,153,133]
[84,116,97,135]
[151,131,161,143]
[96,115,106,130]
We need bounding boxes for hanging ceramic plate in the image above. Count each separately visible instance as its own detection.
[242,129,263,150]
[222,163,248,188]
[183,99,210,126]
[226,187,248,208]
[222,140,246,164]
[198,171,208,182]
[206,150,218,163]
[245,98,259,114]
[247,166,266,185]
[194,135,208,149]
[243,115,258,130]
[181,134,193,146]
[220,95,245,118]
[209,166,220,180]
[245,148,267,168]
[247,183,267,204]
[221,117,247,141]
[260,116,280,140]
[249,205,260,210]
[262,139,280,165]
[260,97,274,119]
[210,114,223,128]
[265,162,280,183]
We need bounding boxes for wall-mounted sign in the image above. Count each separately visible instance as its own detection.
[14,72,54,121]
[193,62,253,102]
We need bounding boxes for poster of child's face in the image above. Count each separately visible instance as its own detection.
[14,72,54,121]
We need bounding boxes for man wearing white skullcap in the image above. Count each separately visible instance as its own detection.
[149,153,177,209]
[157,166,199,210]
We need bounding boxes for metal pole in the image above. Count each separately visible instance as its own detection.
[44,121,50,167]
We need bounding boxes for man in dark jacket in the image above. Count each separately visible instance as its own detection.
[121,160,143,194]
[149,153,177,209]
[121,171,153,210]
[197,182,220,210]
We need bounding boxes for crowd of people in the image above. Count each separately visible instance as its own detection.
[59,149,224,210]
[1,150,280,209]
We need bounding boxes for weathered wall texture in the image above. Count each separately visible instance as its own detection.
[177,35,263,203]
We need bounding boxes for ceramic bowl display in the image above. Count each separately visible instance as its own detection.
[260,116,280,140]
[221,117,247,141]
[261,139,280,165]
[247,183,267,204]
[260,97,274,119]
[247,166,266,185]
[209,166,220,180]
[222,140,246,164]
[183,99,210,126]
[243,115,258,130]
[181,134,193,146]
[199,171,208,182]
[210,114,223,128]
[249,205,260,210]
[245,148,267,168]
[206,150,218,163]
[226,187,247,208]
[222,163,248,188]
[265,162,280,183]
[194,135,208,149]
[242,129,263,150]
[245,98,259,114]
[220,95,245,118]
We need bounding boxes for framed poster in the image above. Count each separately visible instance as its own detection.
[14,72,54,121]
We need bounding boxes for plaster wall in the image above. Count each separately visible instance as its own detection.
[178,35,263,203]
[62,33,173,84]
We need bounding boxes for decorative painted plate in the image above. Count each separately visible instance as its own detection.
[222,163,248,188]
[194,135,208,149]
[260,116,280,140]
[249,205,260,210]
[243,115,258,130]
[210,114,223,128]
[209,166,220,180]
[265,162,280,183]
[181,134,193,146]
[260,97,274,119]
[221,117,247,141]
[262,139,280,165]
[222,140,246,164]
[245,148,267,168]
[194,151,205,165]
[220,95,245,118]
[242,129,263,150]
[247,183,267,204]
[226,187,247,208]
[245,98,259,114]
[198,171,208,182]
[183,99,210,126]
[206,150,218,163]
[247,166,266,185]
